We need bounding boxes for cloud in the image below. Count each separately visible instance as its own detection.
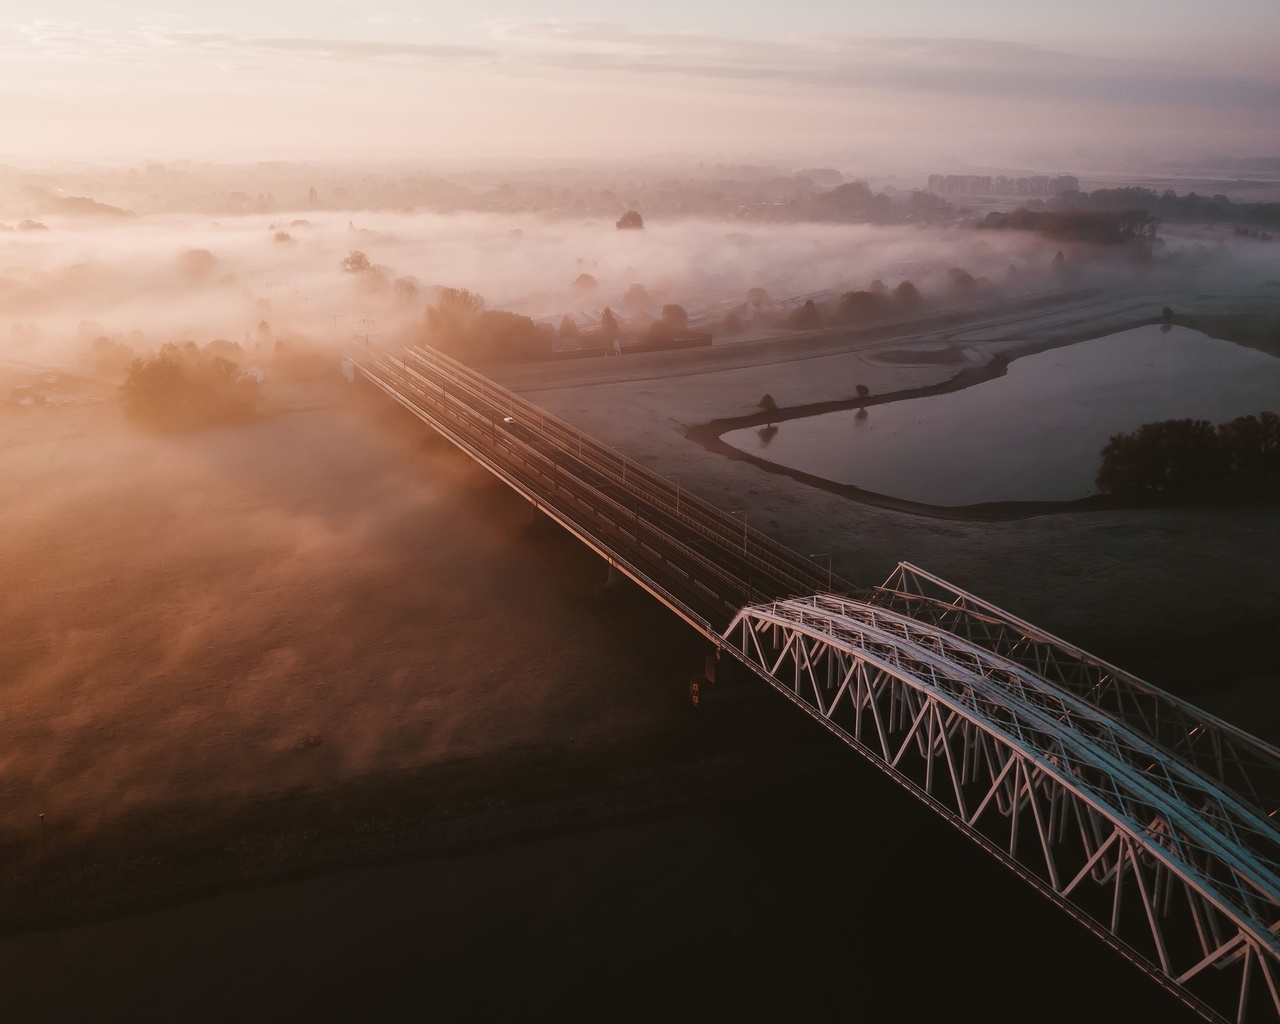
[167,31,497,65]
[9,19,1280,117]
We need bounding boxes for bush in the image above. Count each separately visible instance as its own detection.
[121,342,259,430]
[616,210,644,230]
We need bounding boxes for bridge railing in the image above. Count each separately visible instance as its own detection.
[402,344,852,600]
[351,349,761,631]
[871,563,1280,825]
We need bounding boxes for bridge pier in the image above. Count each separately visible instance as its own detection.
[594,561,630,602]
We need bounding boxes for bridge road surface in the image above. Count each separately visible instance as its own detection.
[347,342,850,647]
[347,342,1280,1024]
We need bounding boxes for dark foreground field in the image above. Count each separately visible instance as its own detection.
[0,373,1235,1022]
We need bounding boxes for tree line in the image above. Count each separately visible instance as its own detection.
[979,208,1158,246]
[1055,187,1280,228]
[1096,412,1280,501]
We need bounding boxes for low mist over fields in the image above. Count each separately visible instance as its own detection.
[4,160,1276,371]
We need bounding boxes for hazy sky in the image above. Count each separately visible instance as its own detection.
[4,2,1278,168]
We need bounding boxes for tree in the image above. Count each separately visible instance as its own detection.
[787,299,822,330]
[425,288,485,350]
[341,250,372,274]
[948,267,977,293]
[837,290,891,320]
[616,210,644,230]
[894,281,922,308]
[759,393,778,411]
[424,287,550,362]
[393,276,419,302]
[623,284,652,314]
[120,342,259,431]
[1096,419,1225,499]
[571,273,598,294]
[177,248,219,283]
[600,308,619,343]
[661,304,688,331]
[559,316,580,341]
[855,384,870,399]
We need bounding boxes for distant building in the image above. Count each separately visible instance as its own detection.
[927,173,1078,197]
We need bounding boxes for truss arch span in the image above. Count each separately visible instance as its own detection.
[725,589,1280,1024]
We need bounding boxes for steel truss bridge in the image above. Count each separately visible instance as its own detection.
[348,343,1280,1023]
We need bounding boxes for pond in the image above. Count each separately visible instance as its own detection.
[721,325,1280,506]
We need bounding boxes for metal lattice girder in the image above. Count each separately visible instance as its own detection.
[724,594,1280,1024]
[870,563,1280,822]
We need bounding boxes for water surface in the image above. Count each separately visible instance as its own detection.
[723,325,1280,505]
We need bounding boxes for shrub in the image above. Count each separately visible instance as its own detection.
[616,210,645,230]
[121,342,259,430]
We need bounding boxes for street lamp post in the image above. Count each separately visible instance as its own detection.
[810,553,833,593]
[728,509,748,556]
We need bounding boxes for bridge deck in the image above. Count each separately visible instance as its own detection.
[347,344,1280,1023]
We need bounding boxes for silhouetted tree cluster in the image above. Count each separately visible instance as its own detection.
[424,288,552,363]
[616,210,645,230]
[121,342,259,431]
[1096,412,1280,501]
[807,182,891,223]
[980,208,1158,246]
[824,279,925,327]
